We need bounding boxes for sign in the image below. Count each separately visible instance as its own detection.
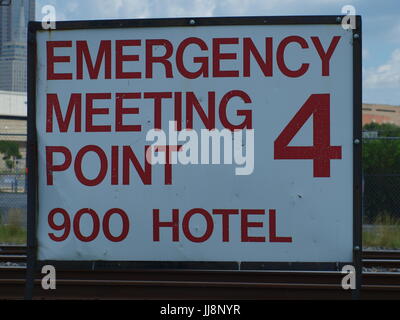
[28,17,362,268]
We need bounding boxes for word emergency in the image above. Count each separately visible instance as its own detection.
[46,35,341,80]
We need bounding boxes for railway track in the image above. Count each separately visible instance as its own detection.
[0,245,26,263]
[1,245,400,299]
[2,245,400,268]
[0,267,399,299]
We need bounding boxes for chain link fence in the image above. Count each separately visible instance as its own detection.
[363,174,400,223]
[0,132,27,228]
[362,135,400,224]
[0,130,399,229]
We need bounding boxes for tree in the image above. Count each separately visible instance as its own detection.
[363,123,400,174]
[363,123,400,222]
[0,141,22,170]
[363,122,400,137]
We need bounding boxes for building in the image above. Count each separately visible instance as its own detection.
[362,103,400,127]
[0,0,35,92]
[0,90,27,171]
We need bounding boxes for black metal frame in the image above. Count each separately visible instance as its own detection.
[0,115,27,121]
[26,15,362,298]
[0,0,12,6]
[352,15,363,299]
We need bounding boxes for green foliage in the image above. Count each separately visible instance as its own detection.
[0,140,22,170]
[0,208,26,244]
[0,224,26,244]
[363,123,400,223]
[363,122,400,137]
[363,213,400,249]
[363,140,400,174]
[363,123,400,174]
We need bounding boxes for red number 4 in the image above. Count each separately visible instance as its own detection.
[274,94,342,177]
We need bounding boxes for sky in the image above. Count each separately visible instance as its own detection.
[35,0,400,106]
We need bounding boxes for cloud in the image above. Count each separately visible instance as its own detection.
[390,23,400,44]
[40,0,217,20]
[364,48,400,88]
[33,0,400,105]
[362,48,369,59]
[36,0,357,20]
[92,0,150,19]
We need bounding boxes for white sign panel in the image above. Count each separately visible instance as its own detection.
[33,19,355,264]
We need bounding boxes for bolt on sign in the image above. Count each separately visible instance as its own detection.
[28,16,362,269]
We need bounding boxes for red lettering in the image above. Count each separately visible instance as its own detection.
[111,145,119,185]
[122,145,152,185]
[145,39,173,78]
[186,91,216,130]
[153,208,179,241]
[213,209,239,242]
[46,93,81,132]
[154,145,183,185]
[115,92,141,132]
[241,209,265,242]
[48,208,70,242]
[74,145,108,186]
[48,207,130,243]
[213,38,239,77]
[176,37,209,79]
[243,37,273,77]
[102,208,130,242]
[76,40,111,79]
[86,93,112,132]
[116,40,141,79]
[47,41,72,80]
[219,90,252,130]
[277,36,309,77]
[143,92,172,130]
[311,36,341,76]
[182,208,214,242]
[269,209,292,242]
[46,146,72,185]
[174,92,182,131]
[274,93,342,177]
[73,208,100,242]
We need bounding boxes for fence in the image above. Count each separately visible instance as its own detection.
[362,136,400,224]
[0,131,399,229]
[363,174,400,223]
[0,132,27,227]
